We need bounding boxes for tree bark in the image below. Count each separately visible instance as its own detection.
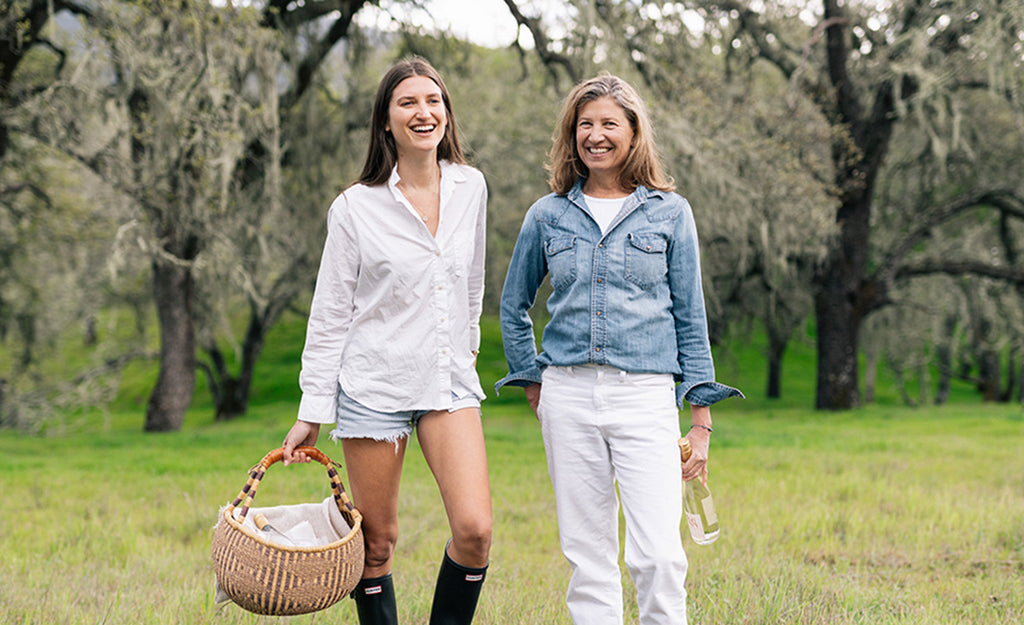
[976,348,1001,402]
[934,314,956,405]
[207,310,266,420]
[766,327,786,399]
[1004,347,1018,403]
[144,238,198,432]
[1018,351,1024,405]
[814,274,862,410]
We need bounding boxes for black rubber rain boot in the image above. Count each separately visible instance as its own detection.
[351,574,398,625]
[428,550,488,625]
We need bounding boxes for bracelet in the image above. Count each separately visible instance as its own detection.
[690,424,713,434]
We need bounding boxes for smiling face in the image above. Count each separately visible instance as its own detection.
[575,96,635,186]
[386,75,447,159]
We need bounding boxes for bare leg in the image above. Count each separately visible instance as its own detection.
[417,407,492,567]
[342,436,407,578]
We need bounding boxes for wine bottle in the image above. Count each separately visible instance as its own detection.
[254,513,296,547]
[678,437,720,545]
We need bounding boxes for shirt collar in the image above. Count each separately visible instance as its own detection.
[568,178,654,207]
[388,161,466,214]
[388,160,465,195]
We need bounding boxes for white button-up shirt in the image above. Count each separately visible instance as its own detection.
[297,162,487,422]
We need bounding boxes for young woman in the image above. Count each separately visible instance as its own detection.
[496,74,741,625]
[282,57,491,625]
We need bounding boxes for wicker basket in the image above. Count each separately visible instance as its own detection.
[211,446,364,615]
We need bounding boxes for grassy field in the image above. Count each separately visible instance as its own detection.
[1,315,1022,624]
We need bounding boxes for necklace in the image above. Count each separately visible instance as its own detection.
[396,176,438,224]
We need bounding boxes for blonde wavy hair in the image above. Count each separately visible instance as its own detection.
[547,74,674,195]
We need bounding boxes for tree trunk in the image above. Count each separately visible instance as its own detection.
[0,378,7,426]
[1003,347,1017,403]
[214,378,246,420]
[917,361,930,406]
[809,1,898,411]
[144,251,197,432]
[1018,351,1024,405]
[813,192,873,410]
[968,312,1001,402]
[208,310,267,420]
[766,329,786,399]
[935,314,955,405]
[887,355,917,407]
[814,278,862,410]
[976,348,1001,402]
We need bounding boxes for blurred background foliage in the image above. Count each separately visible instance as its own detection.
[1,0,1023,432]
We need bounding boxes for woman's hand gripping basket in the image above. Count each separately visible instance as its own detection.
[211,446,364,615]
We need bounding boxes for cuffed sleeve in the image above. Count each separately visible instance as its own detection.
[495,366,544,391]
[296,393,338,424]
[677,380,744,408]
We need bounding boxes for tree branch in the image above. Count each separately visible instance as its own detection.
[502,0,579,86]
[897,261,1024,287]
[13,125,167,221]
[262,0,365,30]
[263,0,367,110]
[195,359,221,404]
[877,189,1024,283]
[823,0,862,125]
[67,349,157,386]
[691,0,801,78]
[0,183,52,209]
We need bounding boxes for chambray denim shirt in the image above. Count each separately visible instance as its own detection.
[496,180,742,408]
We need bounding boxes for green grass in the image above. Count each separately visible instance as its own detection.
[1,316,1023,624]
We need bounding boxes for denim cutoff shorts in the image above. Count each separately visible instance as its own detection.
[329,384,481,444]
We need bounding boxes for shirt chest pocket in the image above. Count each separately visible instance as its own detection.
[624,232,668,290]
[444,240,468,279]
[545,235,577,291]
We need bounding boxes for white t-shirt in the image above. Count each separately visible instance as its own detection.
[584,194,628,234]
[297,162,487,420]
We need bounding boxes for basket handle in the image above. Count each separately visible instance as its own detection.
[228,446,356,522]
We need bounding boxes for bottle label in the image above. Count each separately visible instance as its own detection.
[685,512,706,541]
[701,495,718,526]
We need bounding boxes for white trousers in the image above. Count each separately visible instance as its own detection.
[539,365,688,625]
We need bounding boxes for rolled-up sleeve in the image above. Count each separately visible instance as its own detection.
[679,380,744,407]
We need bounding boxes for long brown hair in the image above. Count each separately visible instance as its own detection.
[547,74,674,195]
[357,56,466,186]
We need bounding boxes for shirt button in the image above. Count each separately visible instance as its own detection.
[596,311,601,316]
[596,278,602,283]
[595,347,601,352]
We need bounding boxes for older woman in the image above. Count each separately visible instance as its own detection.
[496,74,741,625]
[282,57,491,625]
